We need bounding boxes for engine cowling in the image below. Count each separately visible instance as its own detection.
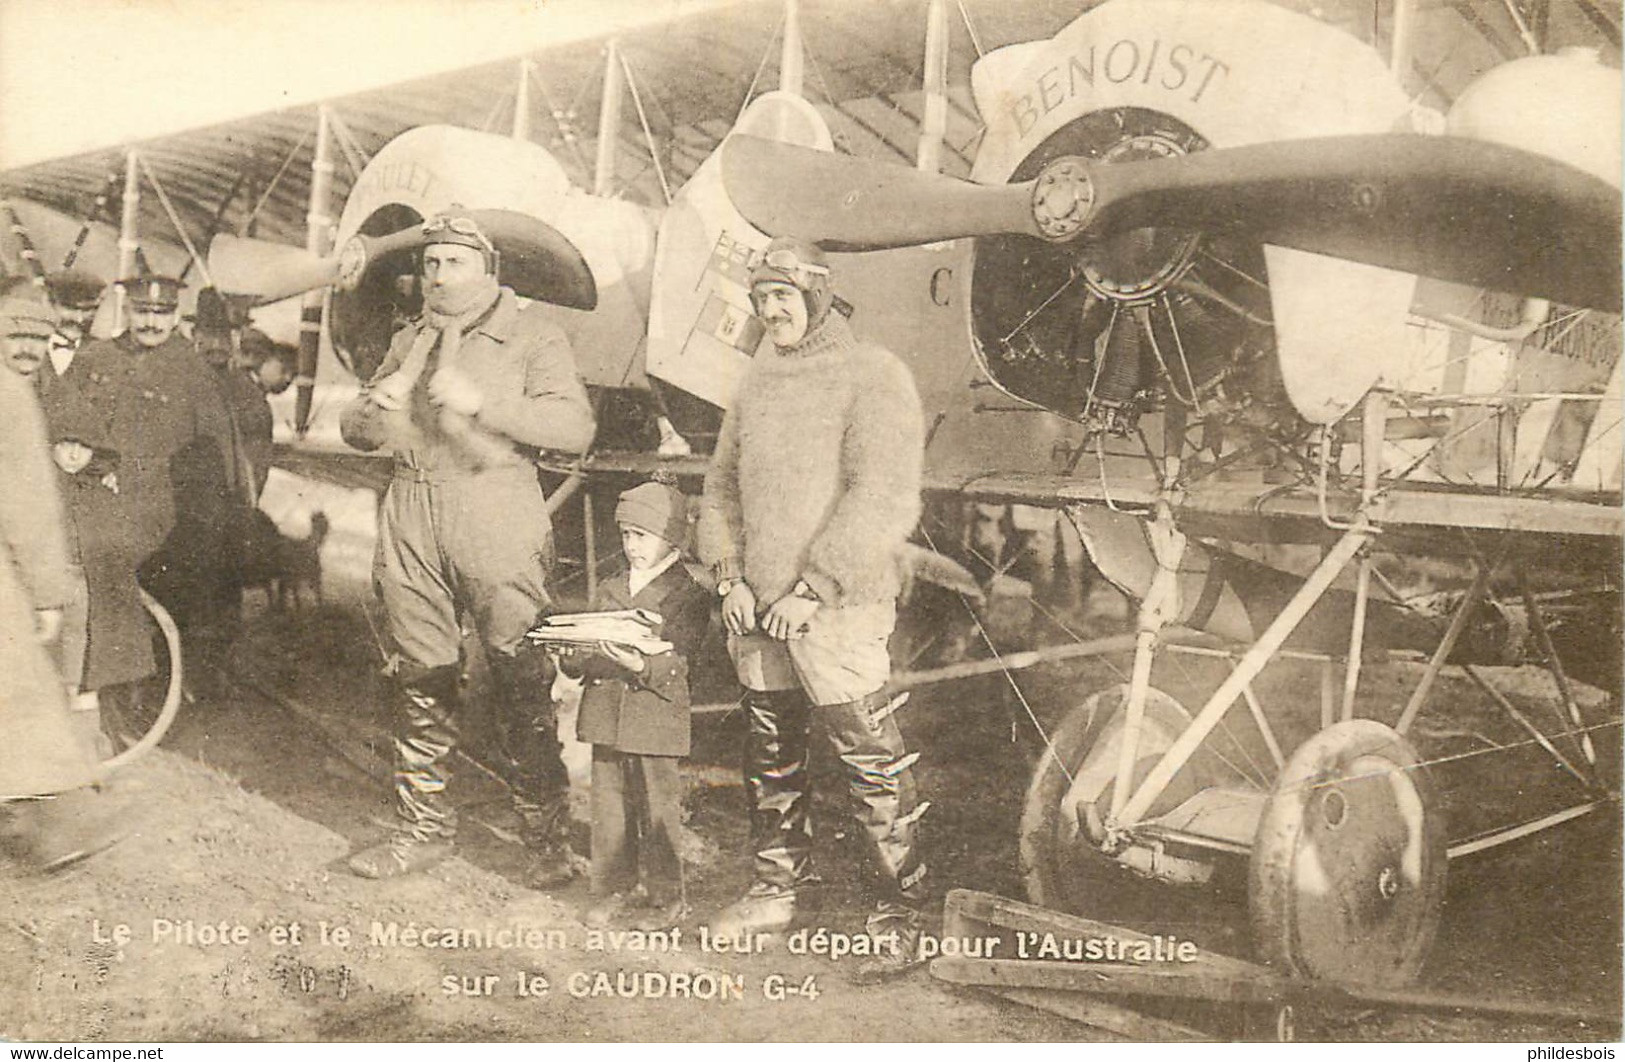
[963,0,1415,432]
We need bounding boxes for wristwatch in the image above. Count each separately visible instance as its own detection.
[792,579,821,603]
[717,578,741,599]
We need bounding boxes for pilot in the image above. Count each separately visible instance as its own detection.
[43,270,105,381]
[0,284,120,871]
[74,274,238,709]
[697,236,930,982]
[340,211,596,886]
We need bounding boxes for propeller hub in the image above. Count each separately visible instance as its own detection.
[1031,156,1096,241]
[334,237,370,293]
[1078,133,1200,303]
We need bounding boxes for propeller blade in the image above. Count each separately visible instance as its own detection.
[727,132,1618,313]
[207,235,337,303]
[208,209,597,310]
[1086,134,1621,313]
[465,208,597,311]
[721,134,1042,250]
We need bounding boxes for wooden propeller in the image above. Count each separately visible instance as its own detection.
[722,133,1620,313]
[208,208,597,310]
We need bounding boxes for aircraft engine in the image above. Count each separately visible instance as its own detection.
[969,110,1274,439]
[961,0,1416,438]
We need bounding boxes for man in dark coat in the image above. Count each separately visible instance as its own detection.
[43,269,104,382]
[229,329,287,502]
[74,276,238,704]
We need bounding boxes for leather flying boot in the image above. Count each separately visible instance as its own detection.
[489,645,576,889]
[824,690,929,889]
[851,899,928,985]
[711,688,814,938]
[516,799,576,890]
[824,690,932,983]
[349,665,461,879]
[710,880,800,939]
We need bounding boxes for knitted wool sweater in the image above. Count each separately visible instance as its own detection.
[698,312,924,608]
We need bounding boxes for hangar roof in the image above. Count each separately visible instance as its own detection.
[0,0,1616,264]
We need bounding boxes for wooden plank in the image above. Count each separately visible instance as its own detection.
[936,893,1622,1028]
[987,985,1213,1042]
[934,956,1279,1006]
[938,955,1622,1025]
[940,890,1261,976]
[938,889,1229,1040]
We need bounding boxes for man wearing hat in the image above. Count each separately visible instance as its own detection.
[185,287,260,668]
[43,269,104,381]
[341,212,596,885]
[0,276,53,379]
[0,283,121,871]
[697,235,930,981]
[73,274,238,707]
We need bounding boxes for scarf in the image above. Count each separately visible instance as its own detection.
[773,307,857,361]
[393,282,509,469]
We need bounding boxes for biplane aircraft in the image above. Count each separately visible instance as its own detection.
[2,0,1620,1036]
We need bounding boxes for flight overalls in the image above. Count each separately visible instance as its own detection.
[341,289,595,849]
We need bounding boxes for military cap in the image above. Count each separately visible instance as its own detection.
[189,286,256,332]
[0,284,58,337]
[43,269,106,311]
[121,274,184,311]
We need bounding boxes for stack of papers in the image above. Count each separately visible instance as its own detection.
[524,609,673,655]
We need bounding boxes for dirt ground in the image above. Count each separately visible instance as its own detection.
[1,480,1620,1043]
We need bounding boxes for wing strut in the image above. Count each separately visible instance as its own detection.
[296,106,336,437]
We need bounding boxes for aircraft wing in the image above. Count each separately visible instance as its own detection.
[3,0,1613,316]
[9,0,1609,273]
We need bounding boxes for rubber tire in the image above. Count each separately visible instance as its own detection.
[1249,719,1446,986]
[1019,683,1245,920]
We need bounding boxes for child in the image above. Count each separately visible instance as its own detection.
[568,481,710,928]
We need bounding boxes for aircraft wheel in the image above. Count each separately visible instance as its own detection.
[1020,684,1249,918]
[1249,719,1446,986]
